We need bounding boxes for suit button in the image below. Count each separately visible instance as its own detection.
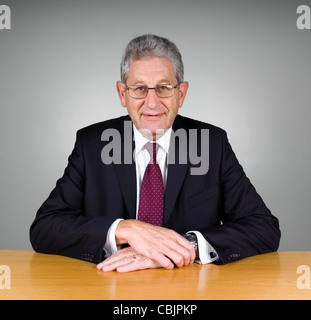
[228,253,241,261]
[81,253,95,262]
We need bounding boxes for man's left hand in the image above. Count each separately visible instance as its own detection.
[97,246,162,272]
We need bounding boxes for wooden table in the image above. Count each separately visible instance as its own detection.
[1,250,311,300]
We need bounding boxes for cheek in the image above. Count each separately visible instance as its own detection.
[127,101,144,117]
[167,99,181,115]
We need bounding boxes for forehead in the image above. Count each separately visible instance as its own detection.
[127,56,176,84]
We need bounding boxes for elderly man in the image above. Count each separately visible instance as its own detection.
[30,34,281,272]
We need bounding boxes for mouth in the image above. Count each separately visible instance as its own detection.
[142,113,164,120]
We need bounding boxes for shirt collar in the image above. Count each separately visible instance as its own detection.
[133,124,172,155]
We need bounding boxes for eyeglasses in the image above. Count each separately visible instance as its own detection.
[125,83,180,99]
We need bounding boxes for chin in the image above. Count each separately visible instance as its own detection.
[145,122,167,133]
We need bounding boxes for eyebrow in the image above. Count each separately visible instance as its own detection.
[131,79,174,86]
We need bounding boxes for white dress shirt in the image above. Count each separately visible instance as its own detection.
[104,124,218,264]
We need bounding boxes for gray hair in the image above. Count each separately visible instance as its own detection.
[120,34,184,83]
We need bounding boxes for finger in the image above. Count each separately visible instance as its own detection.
[159,244,191,268]
[97,253,124,269]
[151,252,175,270]
[97,247,136,271]
[140,241,189,269]
[176,238,196,264]
[97,255,120,270]
[173,233,196,263]
[98,254,135,271]
[116,256,161,273]
[152,234,194,267]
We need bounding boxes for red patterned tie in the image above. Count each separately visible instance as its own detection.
[138,142,164,226]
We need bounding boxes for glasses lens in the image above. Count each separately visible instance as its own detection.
[130,86,147,98]
[127,84,178,99]
[155,85,174,98]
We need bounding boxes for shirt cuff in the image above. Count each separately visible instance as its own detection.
[187,230,219,264]
[103,218,123,258]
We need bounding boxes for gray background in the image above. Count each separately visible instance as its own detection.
[0,0,310,251]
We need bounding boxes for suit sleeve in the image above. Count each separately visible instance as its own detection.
[202,131,281,264]
[30,130,112,264]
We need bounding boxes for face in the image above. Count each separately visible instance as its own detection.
[116,56,188,140]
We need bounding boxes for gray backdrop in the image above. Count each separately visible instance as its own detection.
[1,0,310,251]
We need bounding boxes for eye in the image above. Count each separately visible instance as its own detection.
[158,85,171,92]
[134,86,147,92]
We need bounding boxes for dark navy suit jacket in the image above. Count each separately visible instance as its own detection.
[30,114,281,264]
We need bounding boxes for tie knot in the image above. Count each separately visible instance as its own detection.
[145,142,158,164]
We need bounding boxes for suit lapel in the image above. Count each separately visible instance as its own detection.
[164,116,190,225]
[113,116,137,219]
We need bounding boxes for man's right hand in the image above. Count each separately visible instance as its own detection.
[114,219,195,269]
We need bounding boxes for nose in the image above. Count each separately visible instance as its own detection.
[144,88,160,109]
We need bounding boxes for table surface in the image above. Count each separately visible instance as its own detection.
[1,250,311,300]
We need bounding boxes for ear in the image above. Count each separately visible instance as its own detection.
[116,81,127,107]
[178,81,189,108]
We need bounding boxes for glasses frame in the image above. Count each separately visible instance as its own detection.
[124,83,181,99]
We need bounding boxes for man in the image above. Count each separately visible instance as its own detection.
[30,34,281,272]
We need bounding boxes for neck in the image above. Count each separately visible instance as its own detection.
[139,128,166,141]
